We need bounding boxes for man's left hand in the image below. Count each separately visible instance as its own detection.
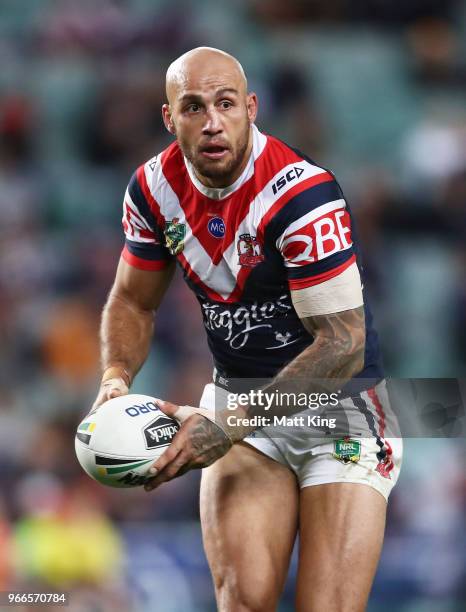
[144,399,233,492]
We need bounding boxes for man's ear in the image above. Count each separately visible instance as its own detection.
[246,93,258,124]
[162,104,176,135]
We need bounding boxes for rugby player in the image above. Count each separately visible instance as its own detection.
[92,47,402,611]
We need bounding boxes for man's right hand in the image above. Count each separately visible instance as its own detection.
[89,367,131,414]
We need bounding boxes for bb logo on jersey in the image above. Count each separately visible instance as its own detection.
[237,234,265,267]
[207,217,225,238]
[282,208,352,266]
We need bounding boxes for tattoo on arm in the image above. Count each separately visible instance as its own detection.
[185,416,232,468]
[245,306,366,420]
[276,305,366,382]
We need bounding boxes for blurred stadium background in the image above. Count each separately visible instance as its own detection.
[0,0,465,610]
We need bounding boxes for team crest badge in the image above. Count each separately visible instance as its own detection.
[237,234,264,267]
[164,217,186,255]
[333,438,361,464]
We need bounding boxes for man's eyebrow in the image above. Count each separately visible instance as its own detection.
[178,88,239,104]
[178,93,202,104]
[216,88,239,97]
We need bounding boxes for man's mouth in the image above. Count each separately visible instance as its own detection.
[199,144,230,160]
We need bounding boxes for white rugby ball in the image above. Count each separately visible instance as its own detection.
[75,394,179,488]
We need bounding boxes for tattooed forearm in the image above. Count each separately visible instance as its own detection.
[214,306,367,442]
[186,416,232,468]
[276,306,365,383]
[244,306,366,421]
[144,308,366,483]
[144,414,233,490]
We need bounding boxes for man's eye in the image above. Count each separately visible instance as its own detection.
[220,100,232,109]
[187,104,200,112]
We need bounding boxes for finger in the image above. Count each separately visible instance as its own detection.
[149,435,185,475]
[106,379,128,397]
[147,451,212,491]
[88,393,106,415]
[154,398,180,418]
[108,386,127,399]
[88,381,129,416]
[145,448,188,491]
[147,462,193,490]
[144,451,191,491]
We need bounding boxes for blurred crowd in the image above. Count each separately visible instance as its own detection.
[0,1,465,610]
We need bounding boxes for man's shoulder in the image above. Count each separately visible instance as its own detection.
[256,132,338,215]
[263,132,331,177]
[129,140,182,197]
[138,139,181,177]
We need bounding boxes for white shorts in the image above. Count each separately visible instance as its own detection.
[199,379,403,501]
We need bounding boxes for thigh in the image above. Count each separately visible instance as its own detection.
[200,442,299,612]
[296,482,387,612]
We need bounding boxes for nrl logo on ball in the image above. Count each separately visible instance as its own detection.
[164,217,186,255]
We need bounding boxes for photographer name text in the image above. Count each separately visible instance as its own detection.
[226,414,336,429]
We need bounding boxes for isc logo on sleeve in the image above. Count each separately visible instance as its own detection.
[282,208,352,266]
[271,166,305,195]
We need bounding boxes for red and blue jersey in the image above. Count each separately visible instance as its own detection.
[121,125,383,382]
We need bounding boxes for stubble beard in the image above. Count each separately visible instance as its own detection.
[178,120,251,186]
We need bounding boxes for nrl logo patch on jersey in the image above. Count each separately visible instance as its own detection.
[237,234,264,267]
[164,217,186,255]
[333,438,361,464]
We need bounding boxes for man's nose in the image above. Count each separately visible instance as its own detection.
[202,108,223,135]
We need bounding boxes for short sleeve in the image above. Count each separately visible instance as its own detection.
[121,169,173,271]
[274,178,356,290]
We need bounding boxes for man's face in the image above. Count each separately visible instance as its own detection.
[163,61,257,187]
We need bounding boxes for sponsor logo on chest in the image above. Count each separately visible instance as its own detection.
[207,217,226,238]
[202,295,294,350]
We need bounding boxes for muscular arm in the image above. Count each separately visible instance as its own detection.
[216,304,366,440]
[274,304,365,387]
[100,257,175,382]
[145,302,366,489]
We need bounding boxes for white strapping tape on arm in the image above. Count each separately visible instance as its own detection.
[174,405,218,424]
[291,261,364,317]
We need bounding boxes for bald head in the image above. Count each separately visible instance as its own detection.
[161,47,257,188]
[166,47,247,104]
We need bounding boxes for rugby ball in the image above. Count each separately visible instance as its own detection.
[75,394,179,488]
